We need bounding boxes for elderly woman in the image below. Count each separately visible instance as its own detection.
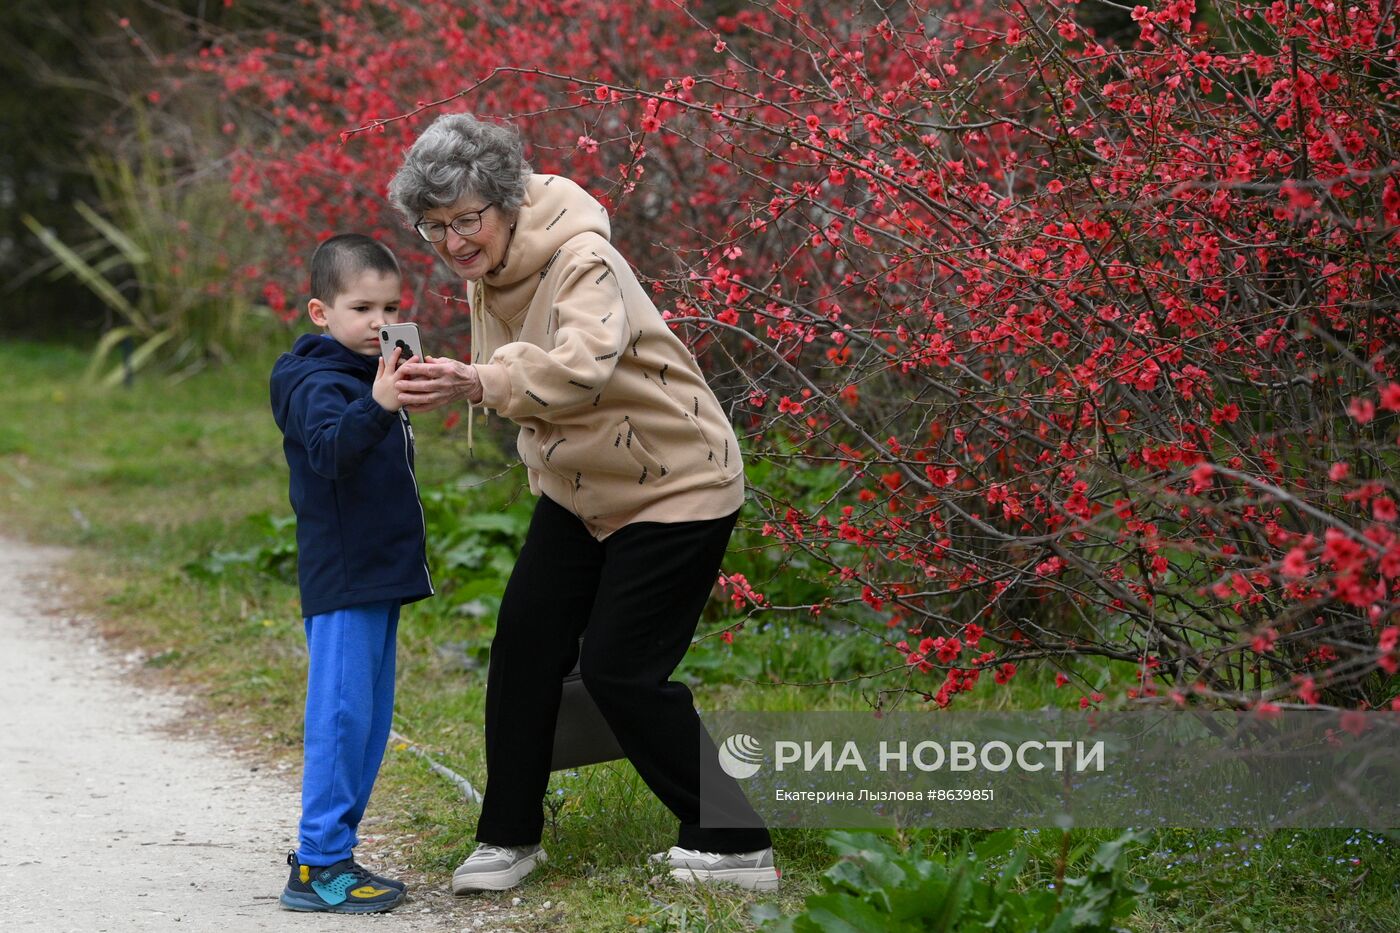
[387,113,775,893]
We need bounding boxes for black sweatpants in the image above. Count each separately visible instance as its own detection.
[475,494,772,853]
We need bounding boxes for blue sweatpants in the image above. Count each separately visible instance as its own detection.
[297,600,399,865]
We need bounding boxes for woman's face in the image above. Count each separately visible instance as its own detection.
[420,194,514,281]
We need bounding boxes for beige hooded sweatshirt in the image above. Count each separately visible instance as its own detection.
[471,174,744,538]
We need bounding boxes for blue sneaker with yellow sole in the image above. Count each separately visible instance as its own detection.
[280,851,406,913]
[284,851,408,893]
[350,858,407,893]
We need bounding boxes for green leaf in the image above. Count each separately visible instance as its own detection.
[924,859,973,932]
[992,846,1029,896]
[74,200,149,266]
[1090,831,1145,872]
[824,834,911,901]
[801,894,906,933]
[85,326,140,383]
[1039,909,1079,933]
[826,854,907,901]
[974,829,1020,862]
[753,903,796,933]
[98,329,177,388]
[440,540,487,569]
[21,213,140,322]
[825,831,894,858]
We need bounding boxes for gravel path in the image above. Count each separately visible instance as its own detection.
[0,538,524,932]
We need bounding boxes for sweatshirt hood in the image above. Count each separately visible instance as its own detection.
[270,333,378,427]
[479,174,610,323]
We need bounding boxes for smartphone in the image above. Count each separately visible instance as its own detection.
[379,322,424,370]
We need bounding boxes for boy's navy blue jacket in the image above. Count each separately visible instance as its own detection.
[270,333,434,617]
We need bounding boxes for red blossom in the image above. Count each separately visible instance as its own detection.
[1381,384,1400,412]
[1341,710,1368,737]
[1189,463,1215,494]
[1281,547,1311,579]
[1348,398,1376,425]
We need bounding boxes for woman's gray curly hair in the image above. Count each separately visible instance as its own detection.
[388,113,532,222]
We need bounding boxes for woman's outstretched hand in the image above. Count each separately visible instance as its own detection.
[393,355,484,412]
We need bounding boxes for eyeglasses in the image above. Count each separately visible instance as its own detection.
[414,203,494,243]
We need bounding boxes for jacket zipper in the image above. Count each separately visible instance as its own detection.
[400,410,435,595]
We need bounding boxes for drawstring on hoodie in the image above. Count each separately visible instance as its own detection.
[467,279,483,458]
[464,224,513,459]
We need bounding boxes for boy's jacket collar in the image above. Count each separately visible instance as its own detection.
[269,334,378,425]
[287,333,379,374]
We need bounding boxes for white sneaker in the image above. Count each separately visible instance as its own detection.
[451,843,546,893]
[649,846,780,891]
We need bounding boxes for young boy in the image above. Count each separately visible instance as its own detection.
[269,234,434,913]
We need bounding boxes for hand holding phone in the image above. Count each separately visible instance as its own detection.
[372,352,402,412]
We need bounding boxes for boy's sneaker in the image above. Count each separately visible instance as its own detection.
[451,843,547,893]
[350,858,407,893]
[280,851,406,913]
[649,846,780,891]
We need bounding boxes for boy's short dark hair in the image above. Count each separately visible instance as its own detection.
[309,234,401,304]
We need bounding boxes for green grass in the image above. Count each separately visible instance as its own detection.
[3,338,1398,932]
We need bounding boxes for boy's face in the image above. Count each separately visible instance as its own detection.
[307,270,402,356]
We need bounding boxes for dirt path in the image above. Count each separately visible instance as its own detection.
[0,538,525,932]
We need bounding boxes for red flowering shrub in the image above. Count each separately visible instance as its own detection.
[159,0,1399,710]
